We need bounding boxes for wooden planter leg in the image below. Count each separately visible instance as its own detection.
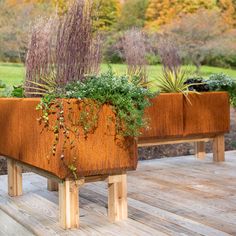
[59,179,84,229]
[108,173,128,223]
[195,141,206,160]
[213,135,225,162]
[47,179,58,191]
[7,159,22,197]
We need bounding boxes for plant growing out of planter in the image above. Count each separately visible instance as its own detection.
[155,37,201,97]
[139,37,230,164]
[206,73,236,107]
[122,28,148,84]
[184,73,236,108]
[14,0,154,180]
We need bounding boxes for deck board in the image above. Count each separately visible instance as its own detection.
[0,151,236,235]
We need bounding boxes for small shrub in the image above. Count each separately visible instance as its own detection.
[206,73,235,91]
[206,73,236,107]
[146,53,161,65]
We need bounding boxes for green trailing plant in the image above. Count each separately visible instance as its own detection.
[22,0,153,179]
[65,70,155,136]
[35,70,154,179]
[206,73,236,107]
[36,94,81,179]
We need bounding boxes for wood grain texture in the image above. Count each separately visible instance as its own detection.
[183,92,230,136]
[7,159,22,197]
[0,98,138,179]
[1,151,236,235]
[59,179,81,229]
[195,141,206,160]
[213,135,225,162]
[139,93,183,141]
[0,209,33,236]
[108,174,128,222]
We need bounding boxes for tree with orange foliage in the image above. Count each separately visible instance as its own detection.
[217,0,236,27]
[162,9,236,72]
[145,0,216,30]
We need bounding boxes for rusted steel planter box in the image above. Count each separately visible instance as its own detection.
[183,92,230,136]
[0,98,138,179]
[139,92,230,142]
[139,93,183,141]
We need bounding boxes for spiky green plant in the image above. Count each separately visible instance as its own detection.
[156,67,201,101]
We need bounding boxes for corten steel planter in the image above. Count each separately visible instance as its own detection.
[139,92,230,163]
[1,98,137,229]
[139,93,184,141]
[0,98,138,179]
[183,92,230,137]
[139,92,230,141]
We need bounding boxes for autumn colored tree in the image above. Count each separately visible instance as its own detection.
[217,0,236,27]
[93,0,121,31]
[0,0,52,62]
[162,9,236,72]
[118,0,148,30]
[145,0,216,29]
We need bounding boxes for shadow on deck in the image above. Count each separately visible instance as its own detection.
[0,151,236,236]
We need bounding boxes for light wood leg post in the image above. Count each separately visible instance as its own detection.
[108,173,128,223]
[7,159,22,197]
[195,141,206,160]
[59,179,84,229]
[213,134,225,162]
[47,179,58,191]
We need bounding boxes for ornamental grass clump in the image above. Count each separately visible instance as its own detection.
[22,0,154,177]
[25,0,102,96]
[122,28,148,84]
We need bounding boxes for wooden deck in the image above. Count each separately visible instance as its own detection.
[0,151,236,236]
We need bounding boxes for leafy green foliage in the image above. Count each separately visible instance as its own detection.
[118,0,148,30]
[35,70,154,179]
[93,0,120,31]
[206,73,235,90]
[65,70,155,136]
[206,73,236,107]
[11,85,24,97]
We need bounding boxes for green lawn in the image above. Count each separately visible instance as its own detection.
[1,63,236,88]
